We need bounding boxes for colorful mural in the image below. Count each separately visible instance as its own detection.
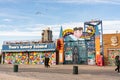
[84,20,103,66]
[64,42,73,64]
[108,49,120,66]
[2,42,56,65]
[5,52,28,64]
[88,51,95,65]
[65,47,72,61]
[4,52,56,65]
[57,38,64,64]
[57,20,103,65]
[62,26,87,64]
[29,52,43,64]
[64,40,87,64]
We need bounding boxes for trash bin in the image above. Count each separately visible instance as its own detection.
[14,65,18,72]
[73,66,78,74]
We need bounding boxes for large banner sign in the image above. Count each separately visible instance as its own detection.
[2,43,56,52]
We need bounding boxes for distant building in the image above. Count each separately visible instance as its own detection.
[42,27,53,43]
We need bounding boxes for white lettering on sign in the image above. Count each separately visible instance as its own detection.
[9,46,19,49]
[20,46,32,49]
[8,44,48,49]
[33,45,47,48]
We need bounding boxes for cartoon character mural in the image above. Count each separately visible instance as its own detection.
[62,29,73,38]
[62,27,83,39]
[62,27,88,64]
[110,36,118,46]
[73,27,83,39]
[62,26,96,64]
[61,20,103,65]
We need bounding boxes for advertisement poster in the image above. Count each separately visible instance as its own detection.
[88,51,95,65]
[65,50,72,61]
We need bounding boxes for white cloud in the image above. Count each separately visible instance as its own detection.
[95,0,120,4]
[102,20,120,29]
[0,20,120,37]
[0,0,21,3]
[54,0,120,5]
[3,18,12,22]
[0,31,40,36]
[0,12,30,20]
[102,20,120,34]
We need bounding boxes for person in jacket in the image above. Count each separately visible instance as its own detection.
[115,55,120,73]
[44,53,50,68]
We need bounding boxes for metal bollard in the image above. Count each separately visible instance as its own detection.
[14,65,18,72]
[73,66,78,74]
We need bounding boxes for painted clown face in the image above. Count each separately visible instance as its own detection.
[73,27,83,38]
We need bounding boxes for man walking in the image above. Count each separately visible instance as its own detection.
[115,55,120,73]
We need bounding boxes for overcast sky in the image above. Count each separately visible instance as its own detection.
[0,0,120,49]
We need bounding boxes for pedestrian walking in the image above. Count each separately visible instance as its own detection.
[46,57,50,67]
[115,55,120,73]
[44,56,47,67]
[44,53,50,68]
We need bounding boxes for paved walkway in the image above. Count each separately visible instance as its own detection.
[0,64,119,80]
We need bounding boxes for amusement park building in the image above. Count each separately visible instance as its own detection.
[2,20,118,66]
[56,20,104,66]
[1,28,57,65]
[1,20,104,66]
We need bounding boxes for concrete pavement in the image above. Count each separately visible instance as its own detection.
[0,64,119,80]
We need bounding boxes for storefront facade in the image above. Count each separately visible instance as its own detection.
[2,43,56,65]
[103,33,120,66]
